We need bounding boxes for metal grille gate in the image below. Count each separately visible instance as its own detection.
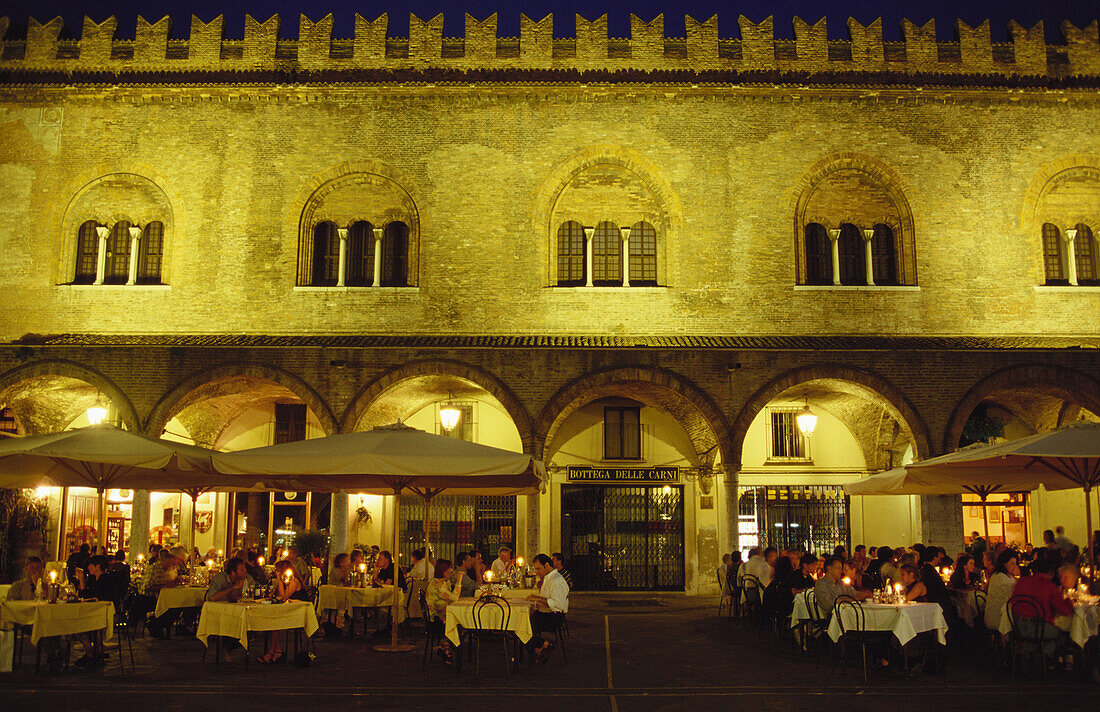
[561,485,685,591]
[399,495,516,565]
[738,486,849,554]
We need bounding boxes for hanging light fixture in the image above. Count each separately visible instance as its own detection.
[86,395,109,425]
[796,403,818,436]
[439,392,461,432]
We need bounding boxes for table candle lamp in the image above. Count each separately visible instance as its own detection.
[842,576,851,586]
[893,582,903,603]
[258,556,265,567]
[358,562,367,587]
[485,570,494,594]
[48,570,58,602]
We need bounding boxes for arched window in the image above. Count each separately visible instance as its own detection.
[1076,224,1098,285]
[138,221,164,284]
[311,221,339,287]
[104,221,132,285]
[1042,223,1065,285]
[381,221,409,287]
[74,220,99,284]
[592,221,621,285]
[347,221,375,287]
[629,221,657,286]
[871,224,897,285]
[557,221,586,286]
[837,224,865,285]
[804,223,830,285]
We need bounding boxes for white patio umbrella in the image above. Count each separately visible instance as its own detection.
[844,421,1100,544]
[0,424,254,552]
[210,422,546,652]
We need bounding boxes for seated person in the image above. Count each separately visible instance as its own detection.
[66,543,91,586]
[948,554,981,590]
[206,557,250,602]
[108,550,131,591]
[453,552,477,598]
[1010,556,1072,652]
[76,555,119,606]
[763,555,795,618]
[409,548,430,581]
[286,547,311,586]
[843,559,868,591]
[140,550,184,638]
[8,556,45,600]
[899,563,928,601]
[371,550,406,637]
[813,555,870,614]
[526,554,569,663]
[551,552,573,589]
[244,549,267,586]
[786,553,818,596]
[490,546,514,581]
[425,559,460,664]
[257,561,306,664]
[328,553,352,586]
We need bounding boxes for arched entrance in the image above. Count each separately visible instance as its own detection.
[537,366,732,593]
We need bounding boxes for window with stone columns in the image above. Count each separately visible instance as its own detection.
[554,219,660,287]
[592,221,623,285]
[347,221,375,286]
[71,219,165,286]
[104,221,133,285]
[794,158,916,286]
[1041,222,1099,286]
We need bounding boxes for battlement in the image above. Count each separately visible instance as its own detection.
[0,13,1098,82]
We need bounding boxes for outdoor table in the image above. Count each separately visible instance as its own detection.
[196,599,318,652]
[316,585,406,623]
[0,585,10,602]
[154,586,208,618]
[445,593,535,647]
[789,590,814,626]
[827,601,948,646]
[997,600,1100,649]
[0,599,114,672]
[951,589,982,627]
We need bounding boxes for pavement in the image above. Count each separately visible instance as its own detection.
[1,595,1097,712]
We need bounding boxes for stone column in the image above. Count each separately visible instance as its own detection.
[722,465,741,555]
[129,490,150,563]
[862,228,875,286]
[919,494,964,552]
[372,227,383,287]
[1065,228,1079,286]
[619,226,631,287]
[827,229,842,285]
[330,493,349,555]
[93,226,109,285]
[126,226,142,285]
[584,227,595,287]
[527,493,541,554]
[336,228,348,287]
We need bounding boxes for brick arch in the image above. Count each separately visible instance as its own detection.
[145,361,338,437]
[0,359,140,432]
[1023,154,1100,229]
[731,364,932,465]
[292,160,425,288]
[535,366,734,467]
[532,145,685,286]
[340,359,535,454]
[790,152,917,286]
[943,364,1100,453]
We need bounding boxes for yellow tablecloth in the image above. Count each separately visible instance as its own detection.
[828,601,948,646]
[0,585,10,602]
[316,585,406,622]
[997,601,1100,649]
[1,600,114,646]
[155,587,209,618]
[445,596,534,647]
[196,600,319,652]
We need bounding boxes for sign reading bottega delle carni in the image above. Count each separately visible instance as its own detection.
[566,466,680,483]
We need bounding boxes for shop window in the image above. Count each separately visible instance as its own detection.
[767,409,809,461]
[398,494,516,565]
[557,221,586,286]
[962,493,1028,547]
[738,486,849,555]
[274,403,307,444]
[604,406,641,460]
[1041,223,1066,284]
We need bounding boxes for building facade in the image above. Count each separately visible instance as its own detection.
[1,12,1099,592]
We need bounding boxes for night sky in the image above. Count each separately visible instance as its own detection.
[0,1,1096,43]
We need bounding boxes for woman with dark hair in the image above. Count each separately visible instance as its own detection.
[762,555,795,619]
[948,554,980,590]
[425,558,459,664]
[257,560,307,664]
[899,564,927,602]
[983,549,1020,630]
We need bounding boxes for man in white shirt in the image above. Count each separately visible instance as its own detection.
[744,546,776,585]
[526,553,568,663]
[490,546,514,581]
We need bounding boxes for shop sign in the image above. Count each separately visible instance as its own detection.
[566,466,680,483]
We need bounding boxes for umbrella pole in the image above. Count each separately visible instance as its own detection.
[190,492,198,560]
[97,488,108,553]
[375,487,415,652]
[1085,485,1094,581]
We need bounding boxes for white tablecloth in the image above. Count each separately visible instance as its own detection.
[0,585,10,602]
[155,587,208,618]
[196,600,319,652]
[1,600,114,672]
[997,601,1100,649]
[789,590,816,627]
[445,595,534,646]
[828,602,947,646]
[316,585,406,623]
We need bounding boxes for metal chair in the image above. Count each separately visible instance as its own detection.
[112,599,137,673]
[728,568,741,619]
[419,589,446,672]
[464,594,514,679]
[834,597,887,683]
[802,589,831,664]
[1005,593,1060,680]
[741,575,764,628]
[717,570,735,617]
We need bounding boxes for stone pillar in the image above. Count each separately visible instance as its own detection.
[93,226,109,285]
[619,226,631,287]
[246,493,262,548]
[919,494,964,552]
[126,226,142,285]
[862,228,875,286]
[129,490,150,563]
[1065,228,1079,286]
[526,493,541,555]
[372,227,383,287]
[584,227,595,287]
[330,493,349,554]
[336,228,348,287]
[722,465,741,555]
[828,228,842,286]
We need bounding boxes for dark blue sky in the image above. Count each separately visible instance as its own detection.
[2,1,1097,42]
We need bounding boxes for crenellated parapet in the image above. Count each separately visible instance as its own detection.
[1,13,1098,81]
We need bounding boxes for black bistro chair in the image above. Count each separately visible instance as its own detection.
[419,589,446,671]
[459,594,515,679]
[1005,593,1061,680]
[834,596,888,683]
[741,575,764,628]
